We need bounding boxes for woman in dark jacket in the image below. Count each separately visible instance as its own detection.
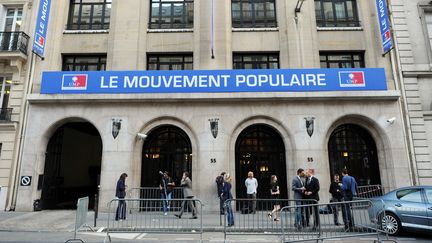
[115,173,128,221]
[221,174,234,226]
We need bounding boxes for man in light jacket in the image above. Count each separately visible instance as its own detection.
[175,172,197,219]
[245,171,258,213]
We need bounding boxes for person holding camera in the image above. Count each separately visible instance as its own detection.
[160,171,175,216]
[329,174,343,225]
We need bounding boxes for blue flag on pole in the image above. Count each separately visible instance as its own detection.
[32,0,51,58]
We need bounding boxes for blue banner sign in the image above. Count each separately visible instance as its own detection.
[40,68,387,94]
[376,0,393,54]
[32,0,51,58]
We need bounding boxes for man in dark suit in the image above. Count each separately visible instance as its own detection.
[291,168,306,230]
[304,169,320,231]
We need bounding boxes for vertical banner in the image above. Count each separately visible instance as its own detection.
[32,0,51,58]
[376,0,393,54]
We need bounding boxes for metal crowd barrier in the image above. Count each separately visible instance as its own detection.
[65,197,93,243]
[128,187,184,211]
[128,187,184,199]
[357,185,385,199]
[104,198,203,243]
[222,199,317,242]
[280,199,384,243]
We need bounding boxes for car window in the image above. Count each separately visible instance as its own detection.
[396,189,423,203]
[425,189,432,203]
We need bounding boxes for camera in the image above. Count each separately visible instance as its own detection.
[386,117,396,124]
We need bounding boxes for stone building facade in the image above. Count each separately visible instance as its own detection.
[0,0,32,210]
[9,0,416,211]
[390,0,432,185]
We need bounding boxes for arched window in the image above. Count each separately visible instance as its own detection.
[328,124,381,186]
[142,125,192,187]
[235,124,287,201]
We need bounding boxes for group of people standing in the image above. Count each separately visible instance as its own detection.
[114,167,358,231]
[292,168,320,230]
[329,169,358,231]
[216,171,279,225]
[292,168,358,231]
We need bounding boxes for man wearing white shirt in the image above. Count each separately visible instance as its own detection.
[245,171,258,213]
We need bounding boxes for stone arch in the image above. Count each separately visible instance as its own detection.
[229,116,295,200]
[39,117,103,209]
[131,116,199,194]
[324,114,394,189]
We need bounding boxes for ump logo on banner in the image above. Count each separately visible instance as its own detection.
[34,33,45,48]
[61,74,88,90]
[338,71,365,87]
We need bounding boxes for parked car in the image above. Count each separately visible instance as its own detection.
[368,186,432,236]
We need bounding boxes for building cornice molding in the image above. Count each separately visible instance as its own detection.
[27,91,400,104]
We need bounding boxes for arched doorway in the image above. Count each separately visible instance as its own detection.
[41,122,102,209]
[328,124,381,186]
[235,124,288,202]
[141,125,192,188]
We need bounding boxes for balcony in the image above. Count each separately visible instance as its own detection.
[0,108,12,122]
[0,32,30,72]
[0,31,30,54]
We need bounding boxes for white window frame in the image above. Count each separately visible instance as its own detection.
[419,4,432,65]
[0,76,12,109]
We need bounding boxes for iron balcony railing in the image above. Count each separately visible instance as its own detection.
[0,31,30,55]
[0,108,12,122]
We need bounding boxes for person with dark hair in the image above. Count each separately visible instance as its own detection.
[175,172,197,219]
[341,168,358,231]
[115,173,128,221]
[216,172,226,215]
[221,173,234,226]
[329,174,343,225]
[304,169,320,231]
[268,175,281,221]
[292,168,306,230]
[160,171,175,216]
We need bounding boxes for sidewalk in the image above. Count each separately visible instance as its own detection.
[0,210,429,242]
[0,210,226,232]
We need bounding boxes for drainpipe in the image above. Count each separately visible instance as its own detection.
[211,0,215,59]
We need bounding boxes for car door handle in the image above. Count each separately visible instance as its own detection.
[428,207,432,211]
[395,203,402,207]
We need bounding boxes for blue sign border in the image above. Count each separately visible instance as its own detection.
[376,0,393,54]
[40,68,388,94]
[32,0,51,58]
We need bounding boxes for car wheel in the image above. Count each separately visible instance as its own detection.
[381,212,401,236]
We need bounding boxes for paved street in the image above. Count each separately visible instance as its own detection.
[0,210,430,242]
[0,231,430,243]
